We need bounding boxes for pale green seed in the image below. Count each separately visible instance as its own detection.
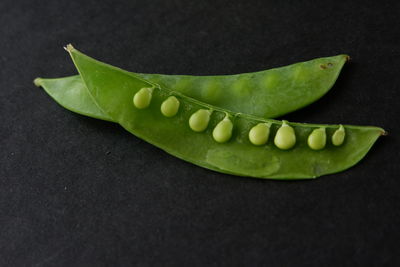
[212,116,233,143]
[249,123,271,145]
[332,125,345,146]
[274,121,296,150]
[161,96,180,117]
[307,127,326,150]
[189,109,211,132]
[133,87,153,109]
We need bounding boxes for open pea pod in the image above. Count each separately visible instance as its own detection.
[34,52,348,121]
[62,44,384,179]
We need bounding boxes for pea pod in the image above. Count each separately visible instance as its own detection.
[61,45,384,179]
[34,52,349,120]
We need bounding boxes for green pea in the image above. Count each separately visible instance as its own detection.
[249,122,271,145]
[332,125,345,146]
[201,81,220,103]
[133,87,153,109]
[274,121,296,150]
[232,77,251,96]
[307,127,326,150]
[173,77,191,90]
[262,72,279,89]
[213,115,233,143]
[292,65,308,83]
[189,109,211,132]
[161,96,180,117]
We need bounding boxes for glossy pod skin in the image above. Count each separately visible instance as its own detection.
[34,53,348,121]
[63,45,384,179]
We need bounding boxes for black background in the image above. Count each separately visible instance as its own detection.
[1,0,399,266]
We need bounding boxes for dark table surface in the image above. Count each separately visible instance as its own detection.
[1,0,399,266]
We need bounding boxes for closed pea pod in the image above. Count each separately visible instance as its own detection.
[133,87,153,109]
[332,125,345,146]
[161,96,180,117]
[307,127,326,150]
[274,121,296,150]
[36,53,349,121]
[189,109,211,132]
[249,123,271,146]
[213,115,233,143]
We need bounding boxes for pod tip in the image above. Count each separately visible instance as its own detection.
[33,77,42,87]
[64,44,74,52]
